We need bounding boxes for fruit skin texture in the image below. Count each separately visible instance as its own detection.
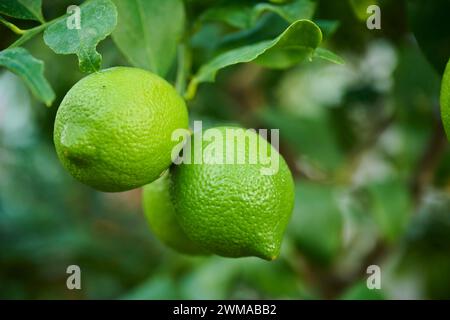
[54,67,188,192]
[442,60,450,138]
[142,171,207,255]
[170,127,295,260]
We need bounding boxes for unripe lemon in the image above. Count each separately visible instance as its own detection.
[54,67,188,192]
[170,126,295,260]
[142,172,207,255]
[441,59,450,138]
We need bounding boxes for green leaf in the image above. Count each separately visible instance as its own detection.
[0,47,55,106]
[121,274,178,299]
[367,179,411,243]
[200,0,316,29]
[0,0,44,22]
[314,47,345,65]
[180,258,241,299]
[349,0,378,21]
[253,0,316,24]
[315,19,340,39]
[43,0,118,73]
[111,0,185,76]
[340,281,385,300]
[238,259,306,298]
[187,19,322,99]
[442,59,450,138]
[200,5,253,30]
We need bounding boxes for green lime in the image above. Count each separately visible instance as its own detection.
[171,126,295,260]
[142,171,207,255]
[54,67,188,192]
[442,59,450,138]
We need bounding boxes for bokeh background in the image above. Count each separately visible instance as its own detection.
[1,0,450,299]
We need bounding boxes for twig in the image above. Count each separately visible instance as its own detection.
[0,16,25,35]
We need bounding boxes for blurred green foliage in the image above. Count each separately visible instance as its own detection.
[1,0,450,300]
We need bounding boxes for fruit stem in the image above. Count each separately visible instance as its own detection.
[0,16,26,35]
[175,42,192,98]
[184,78,198,101]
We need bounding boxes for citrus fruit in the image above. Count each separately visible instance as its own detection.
[54,67,188,192]
[442,59,450,138]
[142,171,207,255]
[170,126,295,260]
